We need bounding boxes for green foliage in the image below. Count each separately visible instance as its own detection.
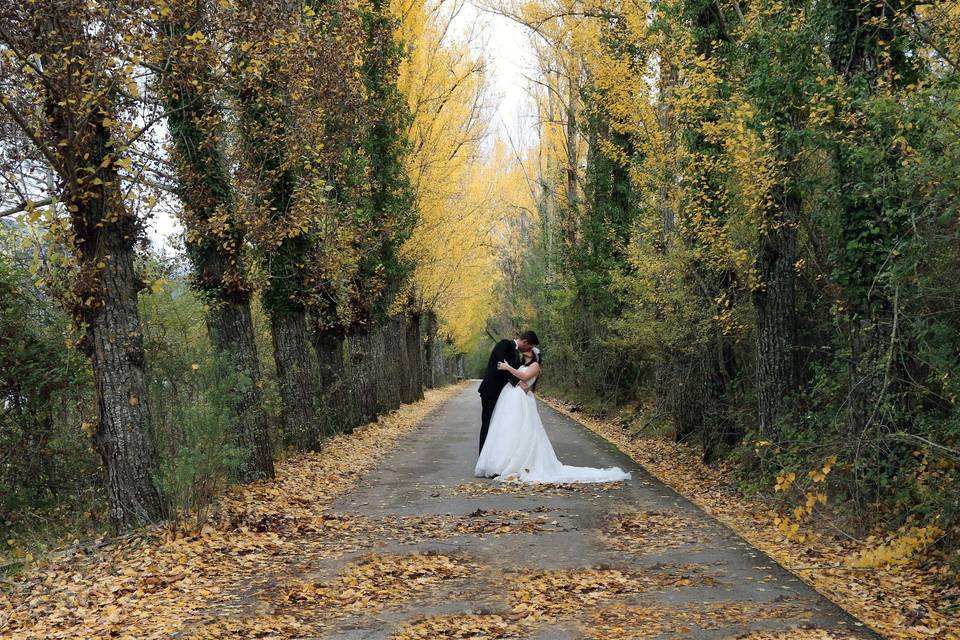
[0,232,100,556]
[356,0,419,325]
[154,356,246,525]
[138,256,278,515]
[500,0,960,547]
[493,101,645,408]
[1,243,280,548]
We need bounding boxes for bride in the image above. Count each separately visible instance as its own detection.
[474,348,631,484]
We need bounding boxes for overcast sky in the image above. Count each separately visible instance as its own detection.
[462,2,538,147]
[147,1,536,250]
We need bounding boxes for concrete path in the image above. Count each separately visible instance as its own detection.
[301,382,881,639]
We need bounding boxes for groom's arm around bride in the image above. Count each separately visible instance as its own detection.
[479,339,520,394]
[477,331,539,454]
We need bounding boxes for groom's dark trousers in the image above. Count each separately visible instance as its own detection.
[477,339,521,453]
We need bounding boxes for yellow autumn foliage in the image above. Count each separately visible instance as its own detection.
[394,0,503,348]
[848,525,944,568]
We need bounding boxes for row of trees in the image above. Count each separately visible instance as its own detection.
[496,0,960,538]
[0,0,486,532]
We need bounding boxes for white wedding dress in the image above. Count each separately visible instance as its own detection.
[475,366,631,483]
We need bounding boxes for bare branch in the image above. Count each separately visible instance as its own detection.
[0,197,54,218]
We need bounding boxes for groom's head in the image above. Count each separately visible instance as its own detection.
[516,330,540,353]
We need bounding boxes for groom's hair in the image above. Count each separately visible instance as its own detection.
[519,330,539,346]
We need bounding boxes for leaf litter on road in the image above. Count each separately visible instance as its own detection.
[278,552,475,614]
[543,396,960,640]
[601,509,712,555]
[0,385,466,639]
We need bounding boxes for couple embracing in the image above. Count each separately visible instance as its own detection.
[474,331,630,484]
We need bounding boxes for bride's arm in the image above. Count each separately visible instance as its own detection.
[498,361,540,382]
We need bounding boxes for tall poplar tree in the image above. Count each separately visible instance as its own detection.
[156,0,274,482]
[0,1,166,529]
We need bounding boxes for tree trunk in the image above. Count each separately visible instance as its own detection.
[87,232,167,529]
[383,317,404,409]
[396,316,414,404]
[314,331,345,390]
[653,54,679,428]
[432,338,445,386]
[312,331,346,437]
[828,0,907,486]
[754,192,799,439]
[671,347,705,444]
[701,327,739,464]
[271,310,320,451]
[233,6,318,453]
[372,325,392,414]
[209,299,275,480]
[348,331,378,424]
[653,344,673,423]
[422,313,437,389]
[34,9,166,531]
[405,314,424,402]
[669,3,739,460]
[565,64,579,224]
[845,311,889,439]
[383,323,400,410]
[198,280,273,482]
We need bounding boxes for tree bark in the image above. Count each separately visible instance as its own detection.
[754,192,799,439]
[372,325,391,414]
[209,298,275,480]
[25,4,167,531]
[348,331,378,424]
[422,312,438,389]
[87,223,167,529]
[271,310,321,451]
[382,317,404,410]
[314,332,345,390]
[395,316,414,404]
[311,330,346,437]
[671,347,705,444]
[404,314,424,402]
[565,64,579,227]
[701,326,740,464]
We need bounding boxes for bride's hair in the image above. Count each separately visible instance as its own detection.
[528,347,542,392]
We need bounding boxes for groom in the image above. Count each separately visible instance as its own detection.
[477,330,540,453]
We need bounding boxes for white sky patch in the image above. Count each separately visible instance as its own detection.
[456,2,538,148]
[146,190,182,254]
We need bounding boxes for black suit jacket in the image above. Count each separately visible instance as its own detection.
[478,339,521,397]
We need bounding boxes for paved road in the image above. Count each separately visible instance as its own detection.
[267,383,883,639]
